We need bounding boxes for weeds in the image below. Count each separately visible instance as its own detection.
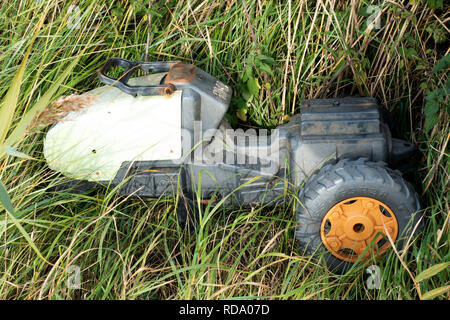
[0,0,448,299]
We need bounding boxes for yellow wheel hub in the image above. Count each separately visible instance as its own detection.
[320,197,398,262]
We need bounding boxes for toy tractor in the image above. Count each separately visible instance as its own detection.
[43,58,423,272]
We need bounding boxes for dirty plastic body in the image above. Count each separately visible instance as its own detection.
[44,58,416,210]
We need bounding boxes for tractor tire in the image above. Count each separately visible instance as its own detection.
[295,158,423,274]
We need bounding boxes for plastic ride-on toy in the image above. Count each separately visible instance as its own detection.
[43,58,424,273]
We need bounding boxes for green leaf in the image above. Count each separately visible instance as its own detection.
[0,180,47,262]
[111,7,124,19]
[427,0,443,10]
[245,65,253,81]
[434,54,450,73]
[241,72,248,83]
[425,112,440,132]
[233,96,247,110]
[426,88,447,101]
[247,77,260,96]
[236,108,247,122]
[0,180,15,215]
[256,54,275,65]
[241,86,253,102]
[358,6,372,17]
[422,285,450,300]
[424,99,439,116]
[415,262,450,282]
[259,63,274,76]
[406,47,418,60]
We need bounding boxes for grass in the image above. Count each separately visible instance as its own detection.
[0,0,448,299]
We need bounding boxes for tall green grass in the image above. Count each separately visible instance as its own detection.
[0,0,448,299]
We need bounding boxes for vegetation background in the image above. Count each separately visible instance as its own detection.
[0,0,448,299]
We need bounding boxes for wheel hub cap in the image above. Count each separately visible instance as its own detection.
[320,197,399,262]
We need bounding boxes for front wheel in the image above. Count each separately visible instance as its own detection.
[295,158,423,273]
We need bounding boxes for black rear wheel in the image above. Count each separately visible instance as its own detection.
[295,158,423,273]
